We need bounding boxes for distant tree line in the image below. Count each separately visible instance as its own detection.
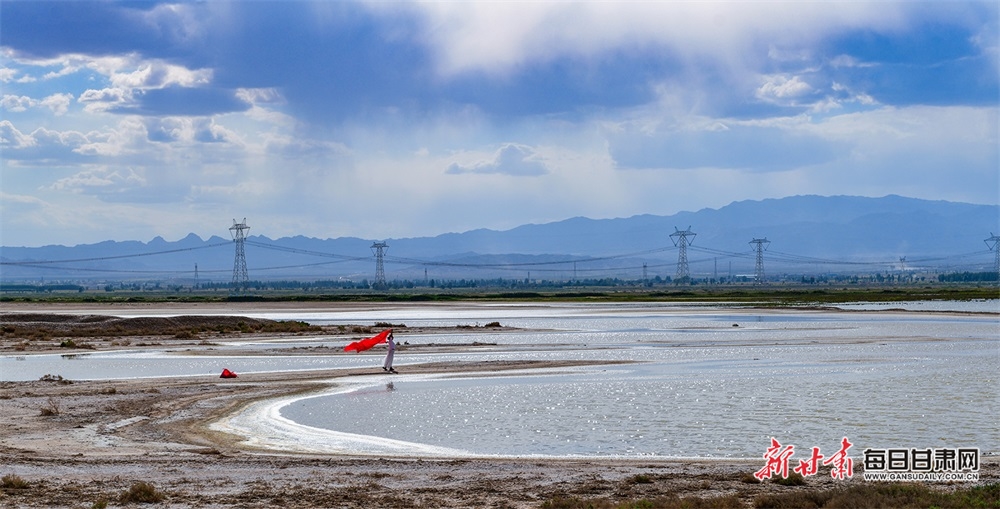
[4,270,999,294]
[0,284,84,293]
[937,271,997,283]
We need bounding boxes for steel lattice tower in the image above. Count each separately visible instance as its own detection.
[670,226,696,282]
[229,218,250,294]
[986,233,1000,285]
[371,241,388,289]
[749,238,770,285]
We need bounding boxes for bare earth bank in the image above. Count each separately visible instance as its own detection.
[1,305,996,508]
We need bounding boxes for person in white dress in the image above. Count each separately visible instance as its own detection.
[382,331,396,373]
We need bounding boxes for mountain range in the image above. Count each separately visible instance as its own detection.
[2,195,998,283]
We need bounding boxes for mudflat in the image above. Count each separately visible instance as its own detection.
[1,302,995,508]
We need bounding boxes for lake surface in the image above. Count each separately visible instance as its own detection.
[3,301,998,459]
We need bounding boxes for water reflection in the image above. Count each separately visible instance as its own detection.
[3,302,997,460]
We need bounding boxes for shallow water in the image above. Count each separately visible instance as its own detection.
[3,302,998,460]
[278,338,998,459]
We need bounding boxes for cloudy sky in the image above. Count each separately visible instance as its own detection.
[1,1,997,247]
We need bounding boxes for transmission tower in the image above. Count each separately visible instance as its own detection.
[749,237,770,285]
[670,226,696,282]
[986,233,1000,285]
[371,241,388,289]
[229,218,250,294]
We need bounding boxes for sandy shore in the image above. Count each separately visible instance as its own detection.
[1,303,996,508]
[8,363,951,509]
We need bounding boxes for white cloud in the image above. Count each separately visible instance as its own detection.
[756,75,814,102]
[81,55,134,77]
[18,53,118,80]
[29,127,89,150]
[6,52,213,116]
[50,167,146,192]
[140,3,208,45]
[44,162,203,205]
[829,54,876,69]
[1,94,36,112]
[109,61,212,89]
[0,121,97,161]
[7,53,158,88]
[388,2,909,76]
[807,105,996,147]
[0,67,18,82]
[0,191,44,208]
[241,105,297,130]
[42,65,82,81]
[446,143,549,176]
[78,87,133,112]
[236,88,284,105]
[194,120,242,144]
[767,45,812,63]
[144,117,244,145]
[0,120,36,148]
[823,82,878,112]
[1,93,73,115]
[72,118,148,157]
[1,1,995,247]
[40,93,73,115]
[809,97,844,113]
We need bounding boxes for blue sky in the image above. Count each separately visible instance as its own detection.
[1,1,997,247]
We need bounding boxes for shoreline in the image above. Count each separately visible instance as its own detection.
[2,303,997,507]
[3,361,996,508]
[0,362,763,508]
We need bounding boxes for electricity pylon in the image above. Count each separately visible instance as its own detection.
[749,237,770,285]
[670,226,696,282]
[229,218,250,294]
[986,233,1000,286]
[371,241,388,289]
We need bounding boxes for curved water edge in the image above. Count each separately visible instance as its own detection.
[209,367,727,461]
[214,348,999,459]
[210,380,471,458]
[5,301,998,459]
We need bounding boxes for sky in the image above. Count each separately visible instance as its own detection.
[1,1,998,248]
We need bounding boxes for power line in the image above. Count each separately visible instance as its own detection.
[986,233,1000,285]
[229,219,250,294]
[749,238,770,285]
[371,241,388,289]
[4,228,997,282]
[245,240,369,261]
[669,226,695,281]
[383,246,675,269]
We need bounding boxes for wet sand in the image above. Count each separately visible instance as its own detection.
[1,302,995,508]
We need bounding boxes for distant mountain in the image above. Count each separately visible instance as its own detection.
[2,195,998,283]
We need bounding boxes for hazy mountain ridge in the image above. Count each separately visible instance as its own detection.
[2,195,998,282]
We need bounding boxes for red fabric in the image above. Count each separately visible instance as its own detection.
[220,369,238,378]
[344,329,391,353]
